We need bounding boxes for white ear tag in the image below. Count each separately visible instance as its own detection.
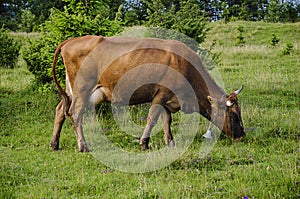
[226,100,233,107]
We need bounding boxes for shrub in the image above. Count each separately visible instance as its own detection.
[22,0,123,89]
[282,42,294,55]
[0,27,21,68]
[18,10,36,33]
[145,0,207,45]
[270,33,280,47]
[236,25,246,46]
[23,34,57,87]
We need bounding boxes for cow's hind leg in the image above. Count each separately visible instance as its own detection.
[51,100,66,150]
[70,86,107,152]
[69,96,90,152]
[161,108,175,148]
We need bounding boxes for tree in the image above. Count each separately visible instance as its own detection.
[18,9,36,32]
[171,0,207,44]
[26,0,66,27]
[0,0,24,30]
[267,0,281,22]
[0,0,66,31]
[281,1,299,22]
[221,1,230,23]
[122,0,148,26]
[266,0,299,22]
[145,0,207,44]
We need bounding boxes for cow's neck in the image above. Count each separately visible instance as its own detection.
[195,78,226,122]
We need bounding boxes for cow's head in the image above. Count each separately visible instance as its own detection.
[207,86,245,140]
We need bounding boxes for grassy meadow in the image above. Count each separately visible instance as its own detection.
[0,21,299,198]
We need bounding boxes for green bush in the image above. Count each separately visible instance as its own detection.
[270,33,280,47]
[18,10,37,32]
[282,42,294,55]
[0,27,21,68]
[146,0,207,45]
[22,0,123,89]
[23,34,57,87]
[236,25,246,46]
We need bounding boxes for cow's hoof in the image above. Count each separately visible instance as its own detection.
[168,139,175,148]
[79,146,90,152]
[50,142,60,151]
[140,138,150,150]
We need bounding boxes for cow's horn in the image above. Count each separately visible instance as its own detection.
[234,85,243,95]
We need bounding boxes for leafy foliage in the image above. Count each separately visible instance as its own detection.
[270,33,280,47]
[122,0,147,26]
[23,0,123,89]
[0,27,21,68]
[18,9,37,32]
[1,0,66,31]
[266,0,300,22]
[1,0,300,32]
[22,34,57,87]
[145,0,207,45]
[282,42,294,55]
[236,25,246,46]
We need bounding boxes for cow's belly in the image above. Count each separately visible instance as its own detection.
[110,84,158,105]
[89,84,156,105]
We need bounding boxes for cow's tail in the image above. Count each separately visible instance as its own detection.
[52,40,71,116]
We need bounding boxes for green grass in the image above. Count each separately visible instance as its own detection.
[1,21,299,198]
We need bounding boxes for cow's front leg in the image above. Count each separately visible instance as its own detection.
[161,108,175,148]
[140,104,164,150]
[51,100,66,150]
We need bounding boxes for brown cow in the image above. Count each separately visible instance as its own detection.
[50,35,245,152]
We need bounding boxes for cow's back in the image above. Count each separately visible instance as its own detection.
[60,35,221,104]
[61,35,104,88]
[95,37,209,105]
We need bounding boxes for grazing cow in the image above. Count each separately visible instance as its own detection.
[50,35,245,152]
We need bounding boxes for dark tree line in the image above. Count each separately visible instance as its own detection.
[1,0,300,31]
[0,0,66,31]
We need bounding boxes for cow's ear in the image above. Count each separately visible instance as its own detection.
[207,96,218,108]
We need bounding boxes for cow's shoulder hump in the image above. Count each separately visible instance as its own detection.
[61,35,104,58]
